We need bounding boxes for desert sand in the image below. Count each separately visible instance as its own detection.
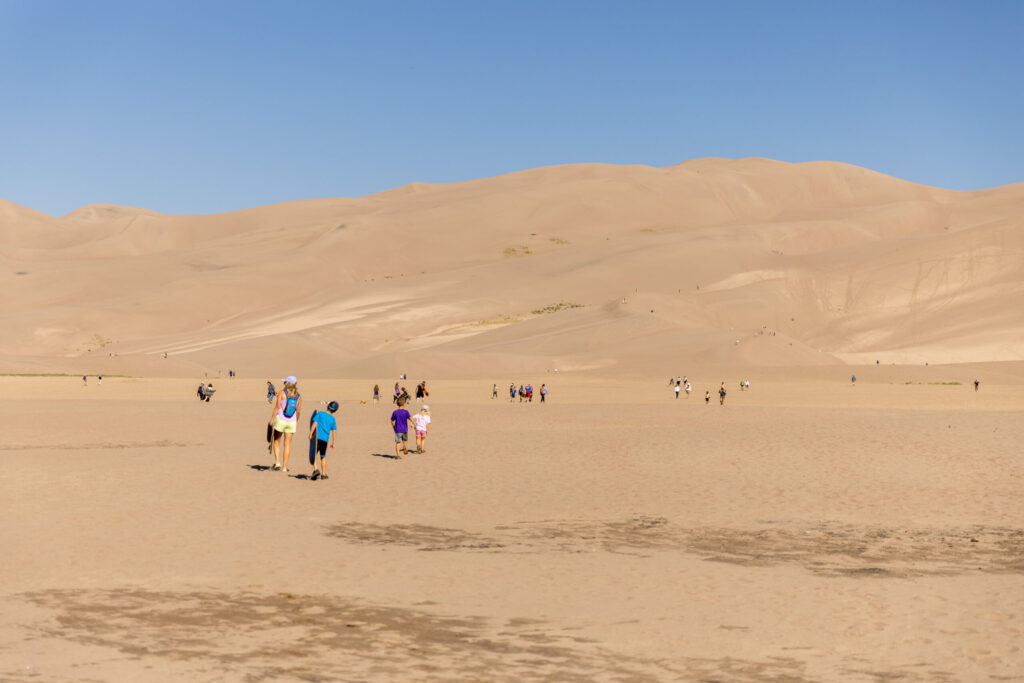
[2,159,1023,681]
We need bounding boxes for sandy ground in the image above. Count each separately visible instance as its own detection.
[1,372,1022,681]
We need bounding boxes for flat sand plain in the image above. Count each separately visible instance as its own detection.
[2,371,1022,681]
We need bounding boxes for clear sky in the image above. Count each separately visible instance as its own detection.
[1,0,1021,216]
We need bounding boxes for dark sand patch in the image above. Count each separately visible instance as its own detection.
[19,589,815,682]
[326,517,1024,577]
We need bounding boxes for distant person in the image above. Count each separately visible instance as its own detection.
[393,382,401,404]
[203,383,215,402]
[309,400,338,480]
[685,382,692,398]
[198,382,205,400]
[98,375,102,385]
[719,384,727,405]
[269,376,301,472]
[390,397,414,457]
[492,383,498,399]
[413,405,431,454]
[82,375,87,386]
[674,383,680,399]
[540,384,547,403]
[373,384,380,405]
[974,379,980,392]
[744,380,750,391]
[509,383,516,402]
[415,382,425,403]
[851,375,857,386]
[705,390,710,405]
[266,381,276,403]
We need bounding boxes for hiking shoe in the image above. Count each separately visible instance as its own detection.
[321,475,329,480]
[311,470,320,481]
[271,463,282,471]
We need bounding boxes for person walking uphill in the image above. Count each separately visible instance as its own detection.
[390,398,415,458]
[269,376,301,472]
[309,400,338,480]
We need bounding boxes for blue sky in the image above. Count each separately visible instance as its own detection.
[1,1,1021,216]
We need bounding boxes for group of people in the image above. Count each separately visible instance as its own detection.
[667,376,734,405]
[382,380,429,406]
[498,383,547,403]
[669,375,691,398]
[264,375,436,478]
[197,382,215,401]
[266,375,340,479]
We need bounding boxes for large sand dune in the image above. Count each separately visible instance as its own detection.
[3,158,1022,378]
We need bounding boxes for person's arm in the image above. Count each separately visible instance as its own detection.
[330,426,336,449]
[296,395,302,420]
[309,421,317,441]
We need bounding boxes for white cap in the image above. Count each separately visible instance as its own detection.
[284,375,297,384]
[422,404,430,411]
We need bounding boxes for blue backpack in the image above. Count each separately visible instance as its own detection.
[283,393,299,418]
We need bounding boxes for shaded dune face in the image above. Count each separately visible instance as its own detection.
[2,159,1022,375]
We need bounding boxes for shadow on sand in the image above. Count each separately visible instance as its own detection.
[371,453,402,460]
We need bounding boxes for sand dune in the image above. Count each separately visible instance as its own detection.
[2,158,1022,377]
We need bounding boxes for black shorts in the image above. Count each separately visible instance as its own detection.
[315,439,328,457]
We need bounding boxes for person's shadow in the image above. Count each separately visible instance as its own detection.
[249,464,273,471]
[371,453,402,460]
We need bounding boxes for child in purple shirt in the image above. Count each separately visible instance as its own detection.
[390,398,415,457]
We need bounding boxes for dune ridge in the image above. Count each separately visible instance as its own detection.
[2,158,1022,377]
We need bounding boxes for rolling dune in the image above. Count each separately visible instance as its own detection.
[2,158,1022,377]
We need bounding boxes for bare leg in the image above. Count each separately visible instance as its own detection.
[282,433,294,470]
[272,431,282,466]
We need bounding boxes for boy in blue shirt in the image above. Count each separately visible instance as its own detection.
[309,400,338,480]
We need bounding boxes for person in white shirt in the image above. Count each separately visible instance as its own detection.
[413,405,432,454]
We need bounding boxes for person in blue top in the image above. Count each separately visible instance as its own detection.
[390,397,414,458]
[309,401,338,480]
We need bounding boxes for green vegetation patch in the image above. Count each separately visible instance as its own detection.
[503,245,532,257]
[531,302,584,315]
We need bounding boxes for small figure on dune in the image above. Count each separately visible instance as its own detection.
[266,381,276,403]
[373,384,380,405]
[492,383,498,399]
[540,384,548,403]
[705,390,710,405]
[719,383,727,405]
[685,382,691,398]
[674,383,680,399]
[851,375,857,386]
[974,379,980,392]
